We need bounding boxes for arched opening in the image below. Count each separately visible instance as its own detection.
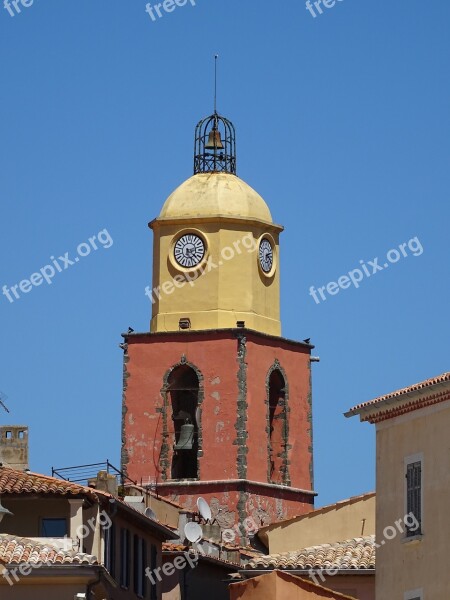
[268,369,287,484]
[167,365,200,479]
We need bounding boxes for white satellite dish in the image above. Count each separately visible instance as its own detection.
[184,522,203,543]
[145,507,158,521]
[197,497,212,522]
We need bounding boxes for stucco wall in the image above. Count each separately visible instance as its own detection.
[0,582,96,600]
[122,330,314,533]
[319,574,374,600]
[262,494,375,553]
[230,571,356,600]
[375,399,450,598]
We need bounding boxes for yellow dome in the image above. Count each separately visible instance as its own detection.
[159,173,273,223]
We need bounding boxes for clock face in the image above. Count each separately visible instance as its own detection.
[259,238,274,274]
[174,234,205,268]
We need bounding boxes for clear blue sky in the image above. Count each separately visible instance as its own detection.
[1,1,449,507]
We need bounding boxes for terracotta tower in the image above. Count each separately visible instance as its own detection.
[121,110,315,540]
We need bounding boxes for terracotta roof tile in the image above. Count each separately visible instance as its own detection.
[346,372,450,417]
[245,536,375,571]
[0,467,112,502]
[163,542,187,552]
[0,534,98,566]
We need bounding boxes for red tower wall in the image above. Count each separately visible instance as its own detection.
[121,329,315,531]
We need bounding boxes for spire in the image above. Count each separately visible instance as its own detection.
[193,55,237,175]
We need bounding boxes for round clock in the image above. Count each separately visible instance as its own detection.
[259,238,274,274]
[174,234,205,269]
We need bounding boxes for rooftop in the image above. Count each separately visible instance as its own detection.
[346,371,450,423]
[245,536,375,571]
[0,534,98,566]
[0,467,110,502]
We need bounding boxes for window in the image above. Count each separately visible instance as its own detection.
[40,518,67,537]
[105,523,116,579]
[168,365,200,480]
[406,458,422,536]
[133,535,147,598]
[120,528,130,589]
[150,544,157,600]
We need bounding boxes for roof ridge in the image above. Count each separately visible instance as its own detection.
[347,371,450,415]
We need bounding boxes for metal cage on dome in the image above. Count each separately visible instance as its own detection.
[194,112,236,175]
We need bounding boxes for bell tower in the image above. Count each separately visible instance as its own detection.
[122,108,316,541]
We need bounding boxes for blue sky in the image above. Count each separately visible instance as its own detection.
[1,0,449,507]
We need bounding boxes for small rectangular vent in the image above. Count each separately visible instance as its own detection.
[179,318,191,330]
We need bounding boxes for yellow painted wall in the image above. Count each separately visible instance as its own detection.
[149,173,283,336]
[151,219,281,335]
[375,399,450,599]
[261,494,375,554]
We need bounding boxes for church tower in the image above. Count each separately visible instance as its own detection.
[121,109,315,540]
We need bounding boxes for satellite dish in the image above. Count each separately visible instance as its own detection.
[197,497,212,522]
[145,507,158,521]
[184,522,203,543]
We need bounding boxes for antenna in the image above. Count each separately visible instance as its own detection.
[0,392,10,414]
[214,54,219,114]
[197,497,212,522]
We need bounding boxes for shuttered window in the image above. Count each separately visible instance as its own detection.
[406,461,422,536]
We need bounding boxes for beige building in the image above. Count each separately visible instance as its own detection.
[257,493,375,554]
[346,371,450,600]
[0,467,176,599]
[240,494,376,600]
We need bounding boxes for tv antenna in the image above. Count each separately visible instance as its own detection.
[0,392,10,414]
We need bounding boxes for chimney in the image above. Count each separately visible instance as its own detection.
[87,470,118,496]
[0,426,29,470]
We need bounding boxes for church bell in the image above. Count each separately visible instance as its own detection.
[174,423,195,450]
[205,128,224,150]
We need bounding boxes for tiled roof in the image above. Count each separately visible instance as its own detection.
[163,542,187,552]
[0,467,111,502]
[245,536,375,571]
[346,372,450,418]
[0,534,98,566]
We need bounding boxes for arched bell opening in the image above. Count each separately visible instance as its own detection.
[266,366,289,485]
[167,365,200,479]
